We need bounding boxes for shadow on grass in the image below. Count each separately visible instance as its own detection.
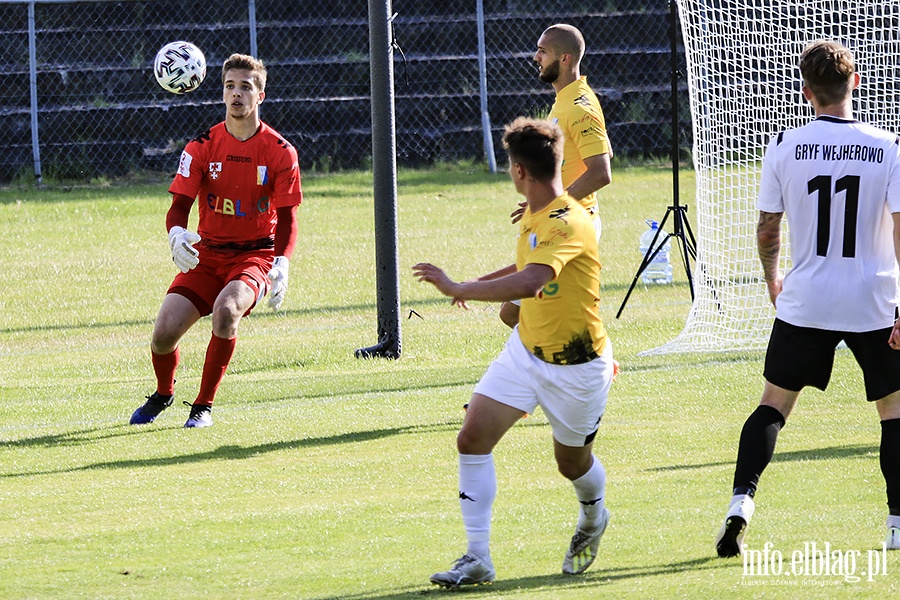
[648,443,878,472]
[0,316,155,335]
[239,375,482,405]
[309,556,719,599]
[604,278,696,296]
[1,374,482,450]
[0,421,461,478]
[1,417,555,478]
[0,424,158,449]
[0,297,454,335]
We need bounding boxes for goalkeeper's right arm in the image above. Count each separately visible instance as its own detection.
[166,193,194,231]
[166,194,200,273]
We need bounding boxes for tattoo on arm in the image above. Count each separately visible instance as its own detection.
[757,211,782,281]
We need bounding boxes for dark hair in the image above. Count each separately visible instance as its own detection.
[800,40,855,106]
[221,53,267,91]
[502,116,563,181]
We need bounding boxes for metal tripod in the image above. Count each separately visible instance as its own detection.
[616,0,696,319]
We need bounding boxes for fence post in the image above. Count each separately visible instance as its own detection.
[28,1,42,186]
[248,0,258,59]
[248,0,259,120]
[355,0,401,359]
[476,0,496,173]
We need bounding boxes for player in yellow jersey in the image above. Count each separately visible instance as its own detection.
[500,23,612,327]
[414,117,615,588]
[541,24,612,220]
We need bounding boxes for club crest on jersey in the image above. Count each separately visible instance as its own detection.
[209,162,222,180]
[529,233,538,249]
[550,206,570,224]
[257,166,268,186]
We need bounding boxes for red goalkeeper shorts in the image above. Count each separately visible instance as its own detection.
[167,247,273,316]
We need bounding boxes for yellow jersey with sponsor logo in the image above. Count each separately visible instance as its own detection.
[549,77,610,215]
[516,193,607,364]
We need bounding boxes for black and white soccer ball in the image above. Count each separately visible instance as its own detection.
[153,41,207,94]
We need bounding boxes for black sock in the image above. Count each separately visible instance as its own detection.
[732,405,786,496]
[881,418,900,516]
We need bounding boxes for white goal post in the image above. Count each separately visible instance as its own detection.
[650,0,900,354]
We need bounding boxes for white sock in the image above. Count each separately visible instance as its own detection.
[572,455,606,533]
[459,453,496,560]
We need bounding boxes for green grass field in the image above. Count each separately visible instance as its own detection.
[1,167,897,599]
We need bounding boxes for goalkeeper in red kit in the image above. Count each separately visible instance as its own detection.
[130,53,303,428]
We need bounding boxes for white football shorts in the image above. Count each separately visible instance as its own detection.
[473,327,613,447]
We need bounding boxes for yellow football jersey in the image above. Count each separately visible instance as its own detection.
[516,193,607,364]
[549,77,610,215]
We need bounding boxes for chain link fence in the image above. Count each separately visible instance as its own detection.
[1,0,687,184]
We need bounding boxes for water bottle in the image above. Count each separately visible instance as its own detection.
[639,219,673,284]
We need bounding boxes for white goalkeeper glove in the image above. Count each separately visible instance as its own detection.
[267,256,289,310]
[168,226,201,273]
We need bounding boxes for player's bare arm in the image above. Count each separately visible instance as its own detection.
[473,263,518,282]
[451,264,519,308]
[512,153,610,224]
[565,153,611,201]
[413,262,554,303]
[757,210,783,306]
[890,212,900,350]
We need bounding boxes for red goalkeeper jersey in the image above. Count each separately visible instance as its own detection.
[169,122,302,246]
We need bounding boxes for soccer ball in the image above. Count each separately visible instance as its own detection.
[153,41,207,94]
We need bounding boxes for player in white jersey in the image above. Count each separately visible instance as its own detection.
[759,121,900,330]
[715,40,900,557]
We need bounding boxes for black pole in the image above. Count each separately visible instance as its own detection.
[356,0,401,359]
[616,0,696,319]
[669,0,680,219]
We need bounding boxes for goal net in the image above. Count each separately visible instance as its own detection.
[650,0,900,354]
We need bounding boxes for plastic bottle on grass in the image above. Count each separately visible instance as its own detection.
[639,219,673,284]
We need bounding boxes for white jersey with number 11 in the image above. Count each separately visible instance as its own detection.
[758,115,900,332]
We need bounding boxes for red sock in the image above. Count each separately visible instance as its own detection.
[195,334,237,406]
[151,347,179,396]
